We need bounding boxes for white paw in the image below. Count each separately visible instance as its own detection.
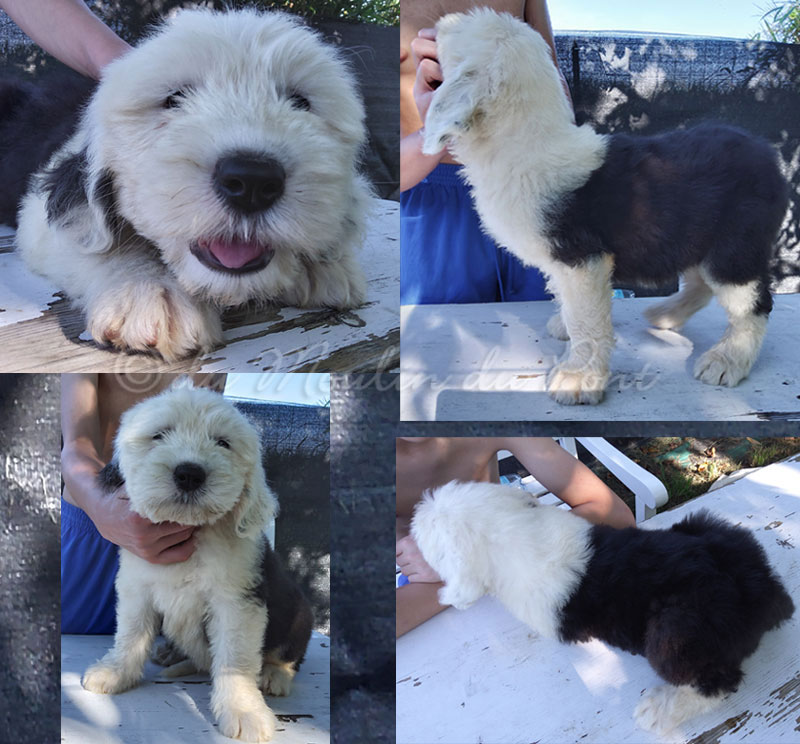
[218,704,277,742]
[261,664,295,697]
[82,662,137,694]
[546,312,569,340]
[694,348,749,387]
[86,280,222,361]
[634,687,668,733]
[546,362,607,405]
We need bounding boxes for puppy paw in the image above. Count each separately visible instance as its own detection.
[82,662,138,695]
[86,280,222,361]
[546,363,607,405]
[644,302,685,330]
[693,348,749,387]
[261,663,295,697]
[635,687,670,733]
[218,704,277,742]
[546,312,569,340]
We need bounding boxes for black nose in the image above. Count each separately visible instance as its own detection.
[173,462,207,492]
[213,155,285,214]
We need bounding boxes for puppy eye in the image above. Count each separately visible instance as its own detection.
[216,438,231,449]
[289,92,311,111]
[153,431,166,441]
[163,89,189,109]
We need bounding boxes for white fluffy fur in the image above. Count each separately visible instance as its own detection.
[635,684,726,735]
[411,481,592,639]
[18,9,370,361]
[421,10,769,402]
[82,381,281,742]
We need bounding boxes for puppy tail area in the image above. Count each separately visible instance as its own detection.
[634,684,726,735]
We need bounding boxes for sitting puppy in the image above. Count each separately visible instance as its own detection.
[82,381,313,743]
[411,481,795,734]
[6,8,370,360]
[422,10,790,404]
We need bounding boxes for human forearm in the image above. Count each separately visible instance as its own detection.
[396,581,447,638]
[3,0,131,78]
[400,130,445,192]
[61,438,106,511]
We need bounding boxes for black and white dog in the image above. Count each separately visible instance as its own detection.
[412,481,795,734]
[422,10,790,404]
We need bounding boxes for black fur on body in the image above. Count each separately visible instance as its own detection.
[97,461,313,676]
[557,511,795,697]
[0,72,94,227]
[543,123,789,314]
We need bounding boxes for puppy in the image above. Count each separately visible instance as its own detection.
[82,381,313,742]
[9,8,370,360]
[411,481,794,734]
[422,10,789,404]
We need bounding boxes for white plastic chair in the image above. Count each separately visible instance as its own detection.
[499,438,668,522]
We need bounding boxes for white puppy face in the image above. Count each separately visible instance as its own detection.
[115,382,278,534]
[85,8,367,305]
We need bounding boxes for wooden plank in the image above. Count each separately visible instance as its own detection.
[400,295,800,421]
[0,200,398,372]
[62,631,330,744]
[396,456,800,744]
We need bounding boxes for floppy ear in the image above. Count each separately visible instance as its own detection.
[234,448,280,539]
[422,65,483,155]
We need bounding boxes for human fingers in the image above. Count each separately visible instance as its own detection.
[410,36,438,67]
[418,28,436,41]
[153,534,197,565]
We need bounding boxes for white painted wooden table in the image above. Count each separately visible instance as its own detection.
[400,295,800,421]
[62,632,330,744]
[396,456,800,744]
[0,199,398,373]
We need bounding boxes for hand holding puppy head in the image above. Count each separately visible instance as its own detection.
[411,29,443,128]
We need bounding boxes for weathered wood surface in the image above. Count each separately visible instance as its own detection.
[396,456,800,744]
[62,631,330,744]
[401,295,800,421]
[0,199,398,373]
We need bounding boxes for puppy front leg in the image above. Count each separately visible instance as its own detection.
[82,589,158,694]
[209,599,276,742]
[545,255,614,405]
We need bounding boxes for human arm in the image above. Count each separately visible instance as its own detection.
[1,0,131,79]
[525,0,573,107]
[400,30,447,192]
[498,438,636,528]
[61,373,196,563]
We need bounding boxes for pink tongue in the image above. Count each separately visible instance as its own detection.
[208,239,266,269]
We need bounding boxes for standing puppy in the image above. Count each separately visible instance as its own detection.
[412,481,794,734]
[422,10,789,404]
[82,382,313,743]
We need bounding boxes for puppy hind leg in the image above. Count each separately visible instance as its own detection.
[261,651,298,697]
[644,267,713,330]
[545,255,615,405]
[694,275,769,387]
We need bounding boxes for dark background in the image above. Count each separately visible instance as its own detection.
[0,374,60,744]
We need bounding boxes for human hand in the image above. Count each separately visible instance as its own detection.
[411,29,442,125]
[396,534,441,583]
[89,485,197,564]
